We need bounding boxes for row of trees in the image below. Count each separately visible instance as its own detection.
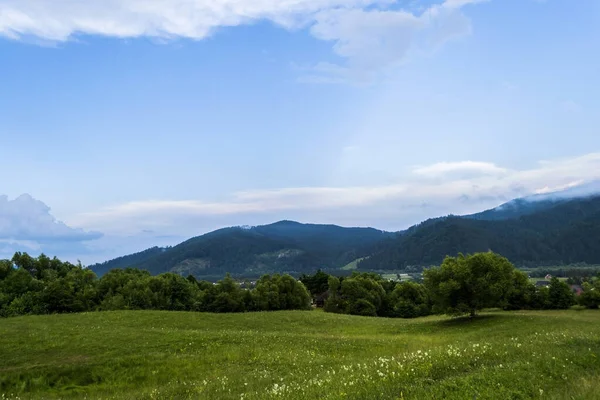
[0,253,311,317]
[2,251,597,319]
[325,273,430,318]
[304,252,596,318]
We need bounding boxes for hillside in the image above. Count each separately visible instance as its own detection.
[90,221,394,277]
[89,183,600,277]
[466,181,600,221]
[464,197,565,221]
[2,310,600,399]
[360,195,600,269]
[88,246,167,277]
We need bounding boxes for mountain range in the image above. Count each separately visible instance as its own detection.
[89,184,600,278]
[90,221,393,278]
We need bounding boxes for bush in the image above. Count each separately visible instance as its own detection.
[548,277,576,309]
[347,299,377,316]
[578,282,600,309]
[388,282,431,318]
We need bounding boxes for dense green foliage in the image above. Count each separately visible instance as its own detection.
[325,272,387,316]
[5,251,591,320]
[387,281,431,318]
[2,310,600,399]
[579,279,600,308]
[90,221,393,278]
[527,265,600,278]
[310,252,582,318]
[361,195,600,269]
[0,253,311,317]
[424,252,518,317]
[298,269,330,296]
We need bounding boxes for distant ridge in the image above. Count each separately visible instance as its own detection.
[90,181,600,278]
[89,221,394,278]
[465,180,600,221]
[88,246,167,277]
[360,194,600,270]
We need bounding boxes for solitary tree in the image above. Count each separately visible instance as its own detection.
[424,252,516,317]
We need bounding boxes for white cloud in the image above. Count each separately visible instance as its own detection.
[0,194,102,242]
[412,161,508,177]
[7,151,595,263]
[0,0,488,79]
[306,0,481,80]
[310,8,421,73]
[70,152,600,236]
[0,0,400,41]
[443,0,489,9]
[534,180,584,195]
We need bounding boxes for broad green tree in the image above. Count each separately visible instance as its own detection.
[424,252,516,317]
[253,274,311,311]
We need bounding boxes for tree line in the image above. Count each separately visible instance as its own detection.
[2,251,599,319]
[303,252,600,318]
[0,253,311,317]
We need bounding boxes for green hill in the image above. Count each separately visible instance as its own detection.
[88,246,168,277]
[360,195,600,269]
[90,221,394,277]
[465,181,600,221]
[90,187,600,278]
[1,310,599,399]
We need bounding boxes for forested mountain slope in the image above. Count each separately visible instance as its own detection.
[90,221,394,277]
[359,195,600,269]
[89,247,167,277]
[90,185,600,277]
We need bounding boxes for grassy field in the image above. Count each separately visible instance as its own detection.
[1,310,600,399]
[341,258,365,270]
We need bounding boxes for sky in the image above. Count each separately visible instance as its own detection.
[1,0,599,264]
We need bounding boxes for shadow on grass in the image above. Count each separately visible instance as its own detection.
[417,314,509,332]
[436,314,501,326]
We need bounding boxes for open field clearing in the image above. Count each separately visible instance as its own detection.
[1,310,600,399]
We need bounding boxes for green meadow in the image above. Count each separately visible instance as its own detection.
[1,310,600,400]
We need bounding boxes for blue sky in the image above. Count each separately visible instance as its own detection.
[1,0,599,263]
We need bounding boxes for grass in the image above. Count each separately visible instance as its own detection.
[528,277,569,284]
[341,258,365,270]
[1,310,600,399]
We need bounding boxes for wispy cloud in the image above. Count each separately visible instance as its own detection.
[412,161,508,177]
[0,0,434,41]
[0,0,489,80]
[534,179,585,195]
[305,0,484,81]
[70,152,600,234]
[7,152,599,262]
